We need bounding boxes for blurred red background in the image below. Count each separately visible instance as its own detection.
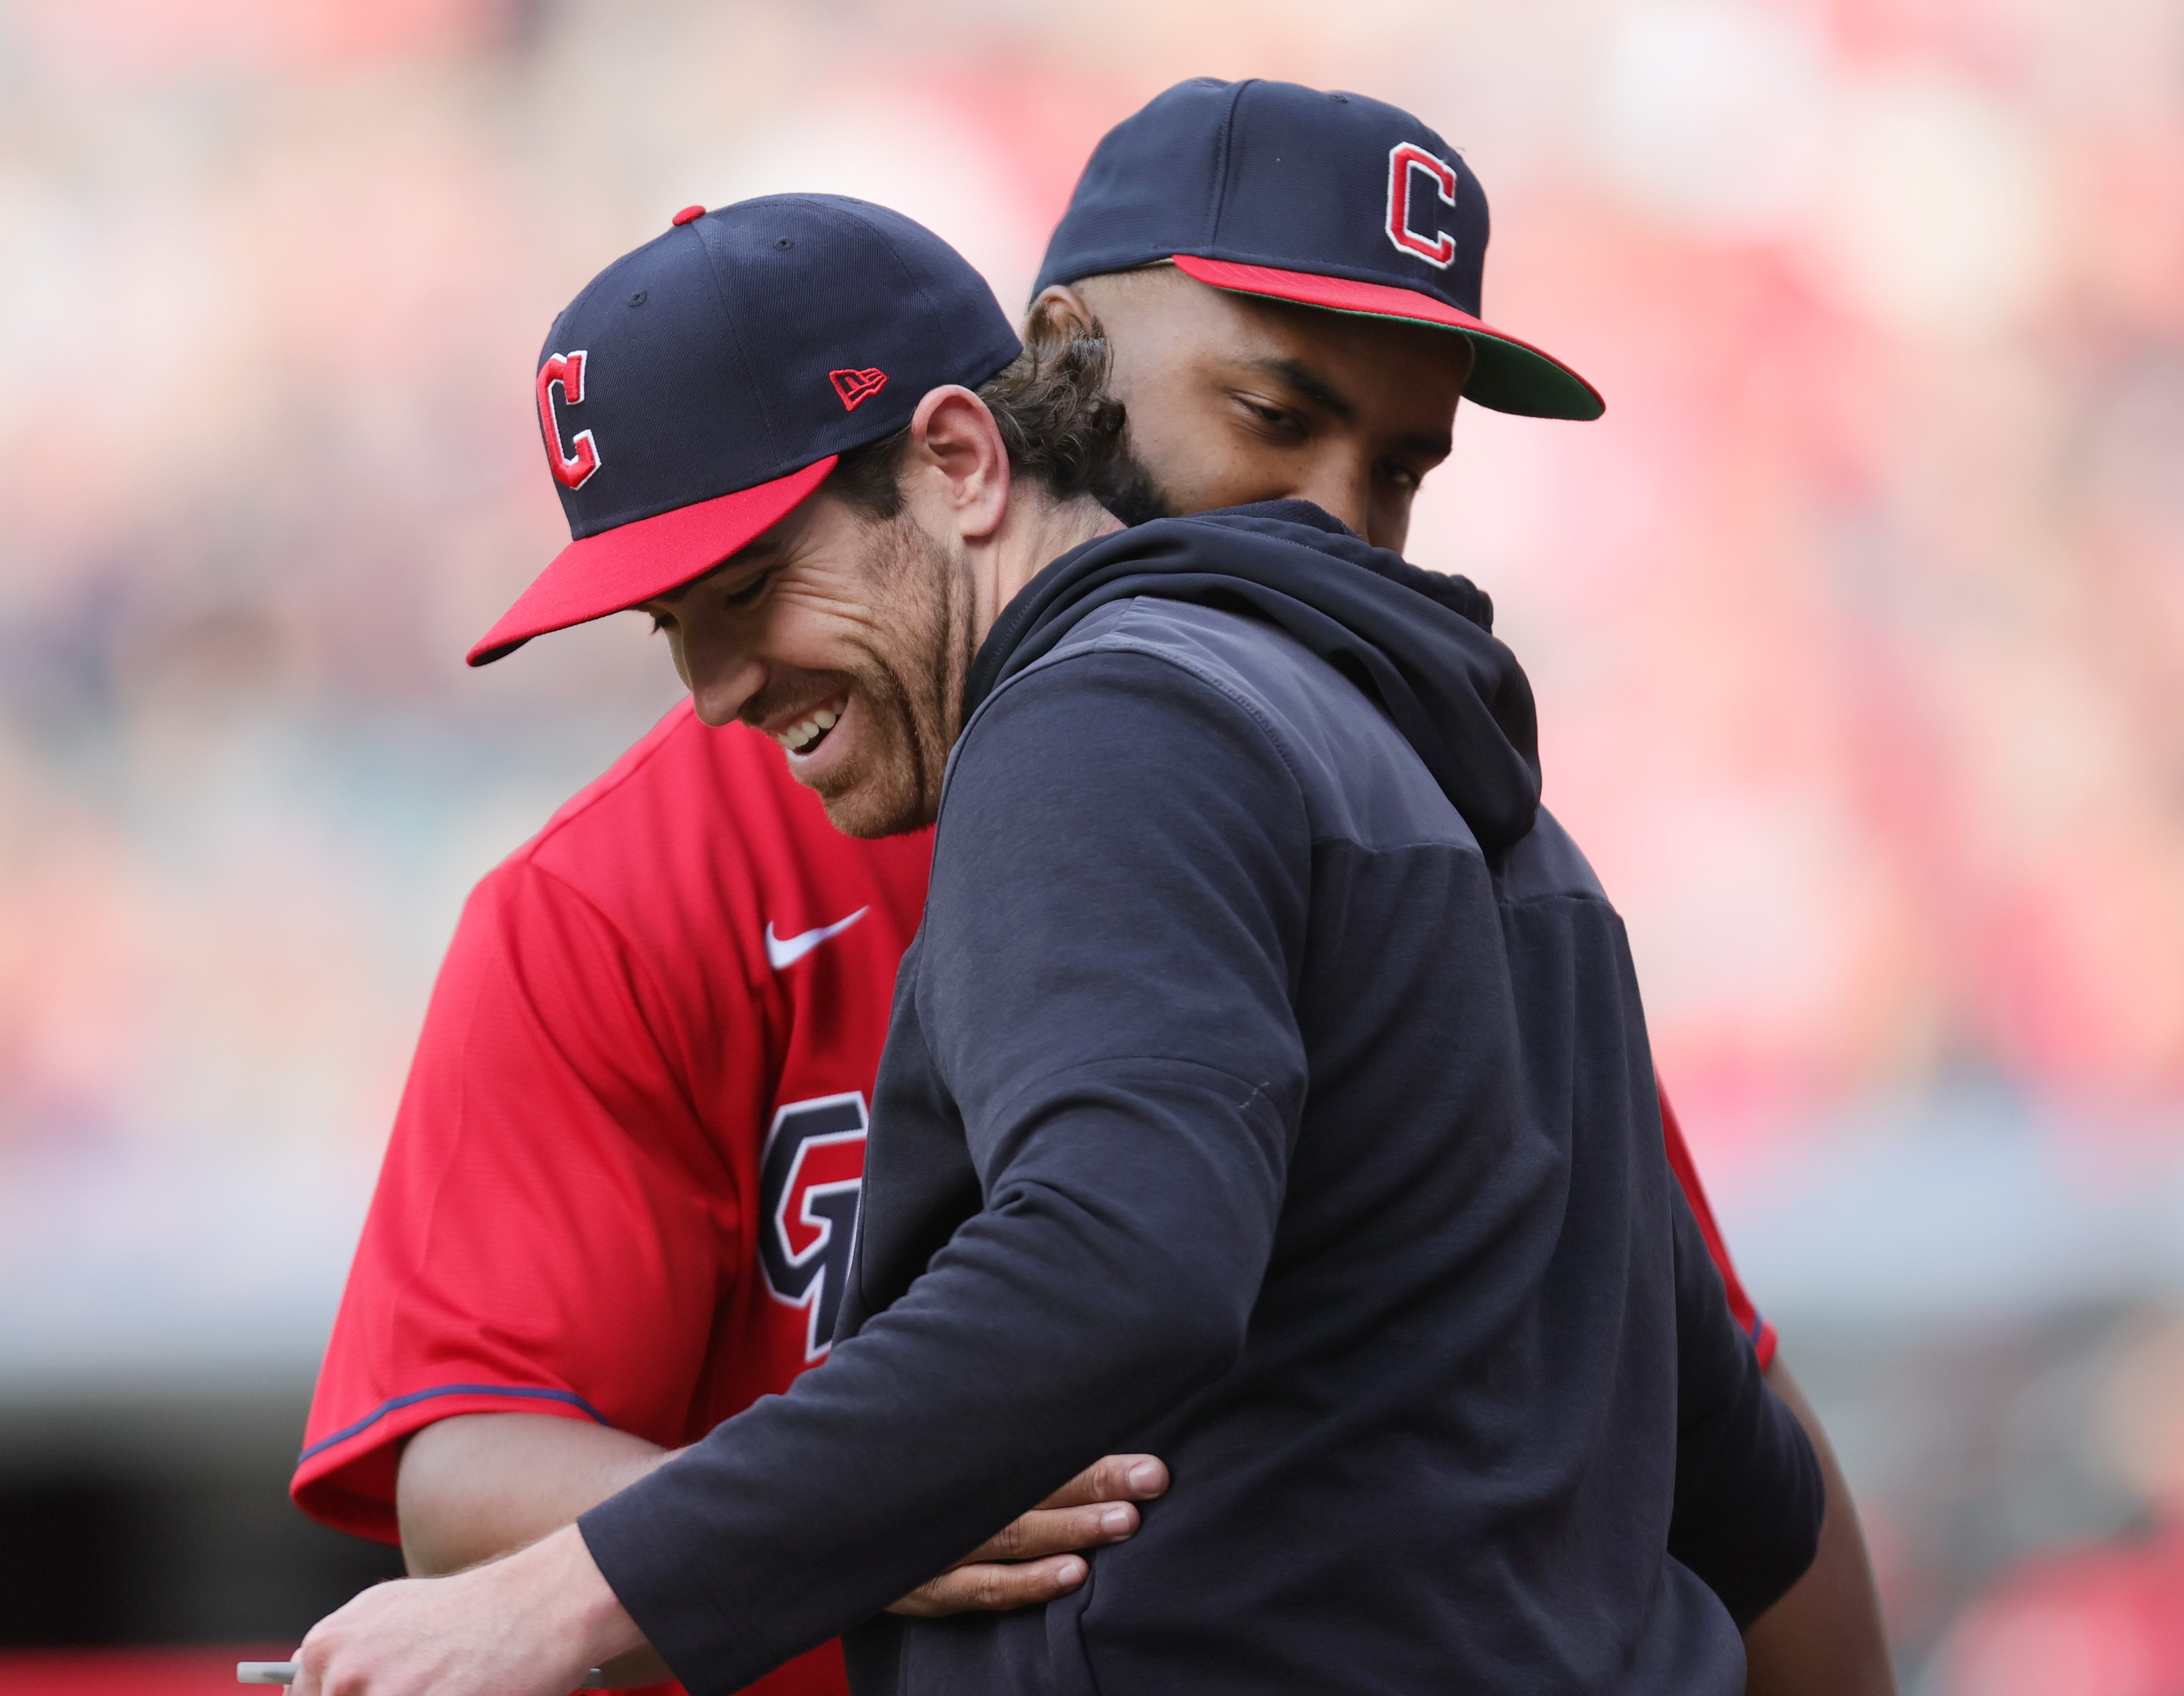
[1,0,2179,1689]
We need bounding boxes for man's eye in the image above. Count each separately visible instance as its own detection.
[1238,398,1302,435]
[649,610,675,633]
[723,572,772,609]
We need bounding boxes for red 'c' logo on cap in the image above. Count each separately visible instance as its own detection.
[1385,143,1458,270]
[537,351,602,490]
[830,367,888,411]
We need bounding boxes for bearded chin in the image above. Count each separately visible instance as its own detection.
[802,673,937,841]
[814,516,975,840]
[1093,433,1177,529]
[810,755,915,840]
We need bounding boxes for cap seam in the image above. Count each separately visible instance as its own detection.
[1204,78,1253,252]
[687,214,785,477]
[811,197,1023,433]
[830,199,951,417]
[552,244,648,335]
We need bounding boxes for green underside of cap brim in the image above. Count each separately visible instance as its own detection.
[1460,333,1605,421]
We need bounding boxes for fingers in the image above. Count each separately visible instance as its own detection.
[885,1455,1172,1620]
[945,1453,1169,1567]
[959,1499,1141,1565]
[888,1554,1089,1619]
[1036,1453,1169,1511]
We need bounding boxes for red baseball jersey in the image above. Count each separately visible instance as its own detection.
[294,701,932,1696]
[294,698,1773,1696]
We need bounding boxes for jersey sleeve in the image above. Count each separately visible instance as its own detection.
[292,858,758,1544]
[1657,1080,1777,1370]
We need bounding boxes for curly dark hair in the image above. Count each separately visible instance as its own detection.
[827,306,1130,519]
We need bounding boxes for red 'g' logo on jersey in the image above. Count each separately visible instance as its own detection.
[536,350,602,490]
[757,1093,867,1361]
[1385,142,1459,270]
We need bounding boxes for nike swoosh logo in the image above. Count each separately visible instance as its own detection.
[764,907,870,972]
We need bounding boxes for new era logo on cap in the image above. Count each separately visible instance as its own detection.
[467,196,1021,666]
[1034,78,1602,422]
[830,367,888,410]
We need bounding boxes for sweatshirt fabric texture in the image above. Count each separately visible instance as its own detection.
[580,501,1823,1695]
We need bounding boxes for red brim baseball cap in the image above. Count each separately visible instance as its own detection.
[1034,79,1604,423]
[469,194,1023,667]
[466,457,835,667]
[1171,256,1603,424]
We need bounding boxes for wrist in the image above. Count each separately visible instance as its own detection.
[519,1523,648,1672]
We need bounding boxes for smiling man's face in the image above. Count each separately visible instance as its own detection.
[640,492,977,840]
[1051,266,1475,553]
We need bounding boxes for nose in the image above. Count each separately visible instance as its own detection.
[678,631,769,729]
[1287,458,1374,544]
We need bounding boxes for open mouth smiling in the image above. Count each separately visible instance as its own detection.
[773,694,848,757]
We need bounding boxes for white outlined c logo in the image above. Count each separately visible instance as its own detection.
[537,351,601,490]
[1385,142,1458,270]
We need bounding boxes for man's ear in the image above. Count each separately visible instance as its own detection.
[904,385,1010,542]
[1025,284,1095,341]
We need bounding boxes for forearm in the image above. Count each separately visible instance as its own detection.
[397,1414,677,1688]
[397,1412,675,1576]
[582,1159,1264,1692]
[1742,1356,1898,1696]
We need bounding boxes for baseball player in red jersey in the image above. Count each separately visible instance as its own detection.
[293,713,941,1694]
[293,82,1886,1696]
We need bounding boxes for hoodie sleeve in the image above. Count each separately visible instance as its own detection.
[1666,1182,1825,1627]
[579,649,1314,1695]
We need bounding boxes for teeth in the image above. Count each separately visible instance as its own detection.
[775,697,846,755]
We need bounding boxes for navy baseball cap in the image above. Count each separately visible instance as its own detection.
[1034,79,1601,422]
[470,194,1023,665]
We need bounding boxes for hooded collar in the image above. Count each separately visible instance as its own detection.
[964,500,1542,855]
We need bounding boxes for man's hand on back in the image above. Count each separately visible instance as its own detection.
[387,1414,1167,1679]
[890,1453,1170,1617]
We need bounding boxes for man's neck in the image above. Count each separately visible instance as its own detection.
[971,490,1124,646]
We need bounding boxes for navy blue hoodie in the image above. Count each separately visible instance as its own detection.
[581,502,1821,1695]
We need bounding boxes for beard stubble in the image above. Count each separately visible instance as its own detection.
[809,514,979,840]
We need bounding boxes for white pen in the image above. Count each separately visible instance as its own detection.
[237,1664,607,1688]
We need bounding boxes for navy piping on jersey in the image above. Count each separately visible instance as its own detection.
[1747,1310,1767,1347]
[299,1383,611,1462]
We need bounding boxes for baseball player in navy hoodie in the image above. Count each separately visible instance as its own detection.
[1023,81,1892,1696]
[289,173,1822,1696]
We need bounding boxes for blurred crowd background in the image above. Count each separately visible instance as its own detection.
[2,0,2181,1690]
